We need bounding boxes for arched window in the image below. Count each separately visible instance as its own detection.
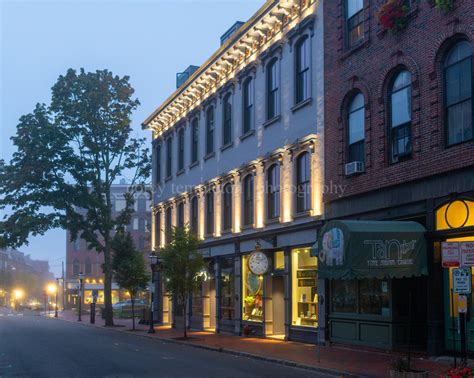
[191,118,199,164]
[155,141,162,184]
[444,41,473,145]
[165,207,172,235]
[223,183,233,231]
[177,202,184,229]
[190,196,199,234]
[267,164,280,220]
[223,93,232,146]
[242,174,254,226]
[296,152,311,213]
[137,194,146,213]
[346,0,364,48]
[295,36,310,104]
[348,93,365,163]
[206,191,214,235]
[390,70,412,162]
[267,59,280,120]
[243,78,254,134]
[166,137,173,178]
[206,106,215,155]
[73,259,80,276]
[85,258,92,275]
[178,128,185,171]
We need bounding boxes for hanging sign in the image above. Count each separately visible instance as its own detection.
[453,267,471,294]
[461,242,474,267]
[458,295,468,314]
[442,242,460,268]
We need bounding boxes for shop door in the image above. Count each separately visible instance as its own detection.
[272,276,285,336]
[203,279,216,331]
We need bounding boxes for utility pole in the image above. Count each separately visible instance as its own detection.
[62,261,65,310]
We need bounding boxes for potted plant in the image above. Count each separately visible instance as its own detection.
[389,357,428,378]
[377,0,409,32]
[435,0,454,13]
[442,365,473,378]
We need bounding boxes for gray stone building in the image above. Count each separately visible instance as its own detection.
[143,0,324,343]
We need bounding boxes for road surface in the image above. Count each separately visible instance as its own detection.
[0,307,332,377]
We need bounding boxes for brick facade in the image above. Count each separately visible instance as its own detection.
[324,0,473,211]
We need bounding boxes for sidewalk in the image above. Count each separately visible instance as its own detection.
[52,310,451,377]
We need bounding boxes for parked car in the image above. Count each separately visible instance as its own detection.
[112,299,148,318]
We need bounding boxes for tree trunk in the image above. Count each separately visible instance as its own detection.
[131,296,135,331]
[183,294,187,339]
[103,241,114,326]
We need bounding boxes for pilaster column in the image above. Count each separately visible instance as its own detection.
[281,150,293,223]
[234,253,242,335]
[284,246,291,340]
[310,139,322,217]
[233,173,242,233]
[183,194,190,228]
[255,162,265,229]
[159,209,165,248]
[214,181,222,237]
[214,258,221,334]
[197,188,205,240]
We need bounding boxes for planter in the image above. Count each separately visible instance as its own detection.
[389,370,428,378]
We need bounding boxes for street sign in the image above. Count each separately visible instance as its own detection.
[458,295,468,314]
[442,242,460,268]
[453,267,472,294]
[461,242,474,267]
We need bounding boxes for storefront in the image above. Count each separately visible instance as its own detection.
[434,198,474,352]
[318,220,428,349]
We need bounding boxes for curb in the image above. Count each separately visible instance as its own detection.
[47,315,360,377]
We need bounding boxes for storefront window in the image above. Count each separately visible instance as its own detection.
[291,248,318,327]
[221,257,235,321]
[359,279,390,316]
[242,255,263,322]
[274,251,284,270]
[192,291,203,316]
[331,280,357,313]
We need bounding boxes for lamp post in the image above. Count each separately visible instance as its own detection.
[148,251,158,334]
[55,278,59,318]
[78,272,84,322]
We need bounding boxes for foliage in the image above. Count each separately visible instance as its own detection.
[160,227,204,338]
[442,365,473,378]
[377,0,409,32]
[435,0,454,13]
[112,231,149,330]
[0,68,151,325]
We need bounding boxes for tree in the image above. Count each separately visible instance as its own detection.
[112,231,149,331]
[160,227,204,338]
[0,69,150,326]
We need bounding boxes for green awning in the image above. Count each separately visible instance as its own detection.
[317,220,427,280]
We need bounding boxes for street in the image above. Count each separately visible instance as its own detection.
[0,308,331,377]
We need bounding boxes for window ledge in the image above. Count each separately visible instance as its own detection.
[263,115,281,128]
[221,228,232,235]
[390,152,412,165]
[204,152,215,161]
[291,98,313,113]
[265,217,280,226]
[340,39,370,61]
[204,233,214,239]
[176,168,185,176]
[293,210,311,219]
[240,224,254,231]
[189,161,199,170]
[239,129,255,142]
[165,176,173,183]
[220,141,234,153]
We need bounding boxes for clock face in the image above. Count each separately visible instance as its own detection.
[248,251,269,276]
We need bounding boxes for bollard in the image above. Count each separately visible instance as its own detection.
[90,302,96,324]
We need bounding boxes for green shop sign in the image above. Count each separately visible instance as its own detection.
[317,220,428,280]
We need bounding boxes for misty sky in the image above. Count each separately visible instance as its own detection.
[0,0,261,276]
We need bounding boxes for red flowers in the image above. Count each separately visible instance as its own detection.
[442,366,473,378]
[377,0,409,32]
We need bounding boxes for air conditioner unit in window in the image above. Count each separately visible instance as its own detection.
[345,161,364,176]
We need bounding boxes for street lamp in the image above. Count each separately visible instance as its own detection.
[46,283,57,316]
[55,278,59,318]
[78,272,84,322]
[13,289,24,311]
[148,251,158,334]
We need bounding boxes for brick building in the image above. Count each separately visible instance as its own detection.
[65,183,152,308]
[322,0,473,354]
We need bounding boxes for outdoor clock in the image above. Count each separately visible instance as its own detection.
[248,251,269,276]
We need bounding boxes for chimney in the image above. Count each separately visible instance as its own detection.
[176,65,199,89]
[220,21,244,46]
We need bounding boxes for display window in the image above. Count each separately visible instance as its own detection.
[274,250,285,270]
[192,292,203,316]
[331,279,390,316]
[291,247,318,327]
[221,257,235,320]
[242,255,263,322]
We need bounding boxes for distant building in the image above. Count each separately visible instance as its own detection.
[65,183,152,309]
